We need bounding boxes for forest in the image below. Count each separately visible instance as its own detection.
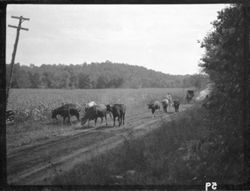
[6,61,208,89]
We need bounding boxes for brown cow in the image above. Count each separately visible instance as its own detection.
[148,100,161,117]
[106,104,126,127]
[81,104,107,127]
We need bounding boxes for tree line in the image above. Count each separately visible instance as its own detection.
[6,61,208,89]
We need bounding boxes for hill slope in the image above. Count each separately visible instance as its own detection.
[6,61,208,89]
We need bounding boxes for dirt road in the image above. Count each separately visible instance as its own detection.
[7,104,192,185]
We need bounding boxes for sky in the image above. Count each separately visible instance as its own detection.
[6,4,228,75]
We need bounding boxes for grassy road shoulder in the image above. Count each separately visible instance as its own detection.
[52,104,244,185]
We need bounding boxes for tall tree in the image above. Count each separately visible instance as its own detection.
[199,4,248,180]
[200,4,244,119]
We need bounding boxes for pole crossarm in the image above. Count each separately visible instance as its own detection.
[11,16,30,21]
[8,25,29,31]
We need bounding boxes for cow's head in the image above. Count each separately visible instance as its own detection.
[187,90,194,97]
[147,103,153,109]
[51,109,57,119]
[106,104,113,112]
[81,117,88,126]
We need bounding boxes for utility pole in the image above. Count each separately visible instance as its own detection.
[7,16,30,103]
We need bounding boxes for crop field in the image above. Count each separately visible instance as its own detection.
[7,88,191,151]
[7,88,191,123]
[7,88,189,111]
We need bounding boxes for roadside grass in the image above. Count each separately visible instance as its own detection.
[6,119,78,152]
[52,104,244,185]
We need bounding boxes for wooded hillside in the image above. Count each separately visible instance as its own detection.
[6,61,208,89]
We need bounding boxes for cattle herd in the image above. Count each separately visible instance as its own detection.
[51,93,179,127]
[147,95,180,117]
[50,102,127,127]
[6,90,195,127]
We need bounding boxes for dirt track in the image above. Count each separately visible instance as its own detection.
[7,104,192,185]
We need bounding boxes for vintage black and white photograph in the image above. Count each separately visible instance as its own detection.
[5,3,248,186]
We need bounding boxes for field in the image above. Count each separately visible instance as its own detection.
[7,88,195,184]
[7,88,190,151]
[7,88,189,111]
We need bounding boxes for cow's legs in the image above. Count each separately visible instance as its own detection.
[67,110,72,125]
[118,116,121,126]
[105,115,107,126]
[109,112,112,119]
[68,116,71,125]
[95,118,97,126]
[113,116,116,127]
[122,114,125,125]
[76,113,79,121]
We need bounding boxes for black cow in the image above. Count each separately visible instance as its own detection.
[173,100,180,112]
[62,103,81,111]
[52,104,80,124]
[81,104,108,127]
[148,101,161,117]
[106,104,126,127]
[186,90,194,103]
